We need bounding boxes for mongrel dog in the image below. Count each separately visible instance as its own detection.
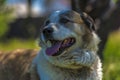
[30,10,102,80]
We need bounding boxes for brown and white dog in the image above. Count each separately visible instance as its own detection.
[30,10,102,80]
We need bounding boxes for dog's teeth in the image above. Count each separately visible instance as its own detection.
[47,41,52,47]
[71,39,74,43]
[64,40,68,44]
[67,39,71,44]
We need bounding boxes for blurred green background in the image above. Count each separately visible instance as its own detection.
[103,31,120,80]
[0,0,120,80]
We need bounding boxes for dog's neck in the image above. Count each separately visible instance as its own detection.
[36,50,100,80]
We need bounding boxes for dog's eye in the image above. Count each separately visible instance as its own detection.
[59,18,70,24]
[45,20,50,26]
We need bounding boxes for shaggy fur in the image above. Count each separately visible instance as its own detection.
[0,49,37,80]
[30,10,102,80]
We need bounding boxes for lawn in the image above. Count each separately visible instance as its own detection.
[0,39,39,52]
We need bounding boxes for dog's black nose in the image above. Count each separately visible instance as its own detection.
[43,27,53,37]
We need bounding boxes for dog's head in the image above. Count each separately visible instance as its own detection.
[39,10,100,69]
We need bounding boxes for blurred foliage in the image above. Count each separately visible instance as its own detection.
[0,39,39,51]
[0,0,5,6]
[0,2,14,38]
[0,10,11,37]
[103,31,120,80]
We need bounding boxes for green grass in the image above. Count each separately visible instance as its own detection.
[0,39,39,51]
[103,31,120,80]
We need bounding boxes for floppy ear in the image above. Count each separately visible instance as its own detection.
[80,12,96,31]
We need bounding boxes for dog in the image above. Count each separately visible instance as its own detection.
[30,10,102,80]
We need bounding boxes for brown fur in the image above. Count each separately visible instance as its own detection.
[0,49,37,80]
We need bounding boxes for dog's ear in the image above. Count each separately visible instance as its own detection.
[80,12,96,31]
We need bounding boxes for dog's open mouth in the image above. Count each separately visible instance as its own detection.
[46,38,75,56]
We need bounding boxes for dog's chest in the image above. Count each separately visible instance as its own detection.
[36,61,94,80]
[35,51,96,80]
[38,69,64,80]
[35,54,80,80]
[37,63,82,80]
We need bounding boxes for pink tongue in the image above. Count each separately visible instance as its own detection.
[46,42,62,56]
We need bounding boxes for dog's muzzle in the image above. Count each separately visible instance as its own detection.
[42,26,76,56]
